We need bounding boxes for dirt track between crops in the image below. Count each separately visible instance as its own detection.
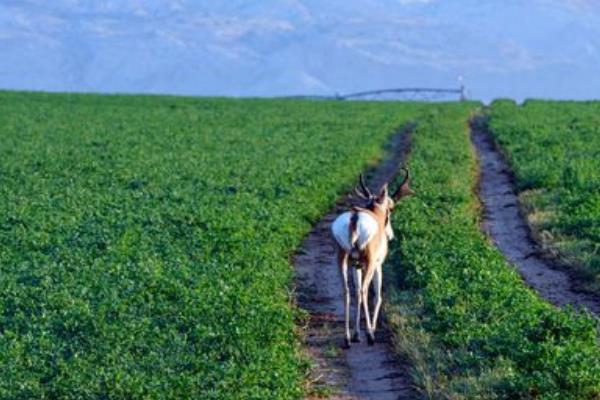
[294,127,418,399]
[471,116,600,315]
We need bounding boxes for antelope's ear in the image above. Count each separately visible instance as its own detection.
[392,182,414,200]
[392,167,413,200]
[400,182,415,197]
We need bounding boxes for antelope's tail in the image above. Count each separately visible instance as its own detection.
[349,212,360,258]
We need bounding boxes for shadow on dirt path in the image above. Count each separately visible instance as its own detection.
[294,126,419,399]
[471,115,600,315]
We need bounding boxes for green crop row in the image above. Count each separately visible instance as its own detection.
[385,104,600,399]
[488,100,600,293]
[0,91,424,399]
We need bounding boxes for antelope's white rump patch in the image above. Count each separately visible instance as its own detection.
[331,211,378,252]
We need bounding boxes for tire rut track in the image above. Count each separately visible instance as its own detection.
[471,115,600,315]
[294,126,418,399]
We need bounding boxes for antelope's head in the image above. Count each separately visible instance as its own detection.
[353,167,413,240]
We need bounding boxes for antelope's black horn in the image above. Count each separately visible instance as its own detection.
[352,187,369,199]
[358,174,372,197]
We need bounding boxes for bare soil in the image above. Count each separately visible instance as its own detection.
[294,128,419,399]
[471,116,600,315]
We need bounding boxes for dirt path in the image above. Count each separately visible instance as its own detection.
[471,116,600,315]
[294,128,418,399]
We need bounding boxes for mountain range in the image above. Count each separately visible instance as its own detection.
[1,0,599,101]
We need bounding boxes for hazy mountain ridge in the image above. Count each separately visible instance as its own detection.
[1,0,599,101]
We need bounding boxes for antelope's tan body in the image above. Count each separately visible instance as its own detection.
[330,170,412,348]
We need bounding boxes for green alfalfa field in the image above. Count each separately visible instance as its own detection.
[1,91,600,399]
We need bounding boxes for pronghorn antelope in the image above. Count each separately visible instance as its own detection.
[331,168,413,347]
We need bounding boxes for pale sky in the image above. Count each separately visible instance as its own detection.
[1,0,599,101]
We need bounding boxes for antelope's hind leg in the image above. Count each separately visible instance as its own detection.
[361,265,376,346]
[372,263,383,333]
[352,266,362,343]
[337,249,351,348]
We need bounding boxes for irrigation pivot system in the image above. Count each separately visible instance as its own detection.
[341,86,466,101]
[285,85,466,101]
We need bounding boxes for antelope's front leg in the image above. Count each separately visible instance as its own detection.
[337,250,351,348]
